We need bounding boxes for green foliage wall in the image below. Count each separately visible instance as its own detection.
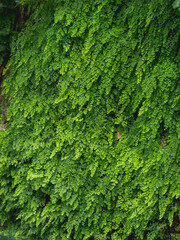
[0,0,179,239]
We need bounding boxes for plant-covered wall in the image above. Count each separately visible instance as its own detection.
[0,0,35,127]
[0,0,179,239]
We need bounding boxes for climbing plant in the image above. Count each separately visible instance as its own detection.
[0,0,179,239]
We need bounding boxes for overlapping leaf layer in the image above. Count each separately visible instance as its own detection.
[0,0,179,239]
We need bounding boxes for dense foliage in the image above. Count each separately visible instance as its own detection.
[0,0,179,239]
[0,0,38,66]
